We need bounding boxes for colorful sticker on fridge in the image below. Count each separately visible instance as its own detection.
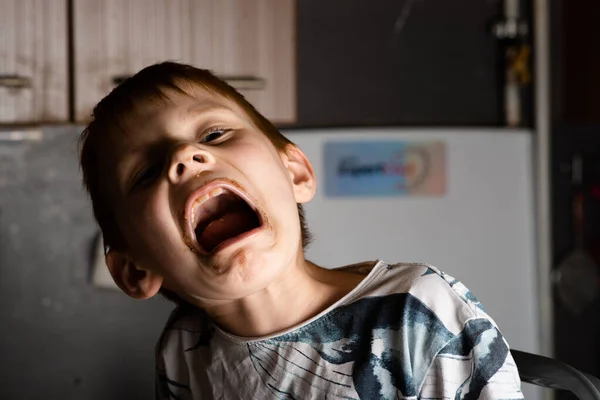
[323,140,446,197]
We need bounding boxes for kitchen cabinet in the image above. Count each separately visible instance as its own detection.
[73,0,296,124]
[0,0,69,123]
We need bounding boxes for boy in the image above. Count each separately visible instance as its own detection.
[79,62,523,399]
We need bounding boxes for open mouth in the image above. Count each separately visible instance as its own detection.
[189,186,262,254]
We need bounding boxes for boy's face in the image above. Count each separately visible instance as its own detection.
[105,87,316,302]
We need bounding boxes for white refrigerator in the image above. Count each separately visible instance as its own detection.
[284,127,542,400]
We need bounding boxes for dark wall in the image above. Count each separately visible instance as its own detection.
[297,0,503,126]
[561,0,600,123]
[550,0,600,390]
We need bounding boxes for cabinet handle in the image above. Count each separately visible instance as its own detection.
[0,75,31,89]
[111,75,266,90]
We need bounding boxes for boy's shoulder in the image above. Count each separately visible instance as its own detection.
[340,260,486,317]
[326,260,497,342]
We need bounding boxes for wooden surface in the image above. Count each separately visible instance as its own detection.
[0,0,68,123]
[73,0,296,124]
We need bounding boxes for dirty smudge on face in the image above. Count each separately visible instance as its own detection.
[233,248,249,281]
[234,249,246,266]
[209,261,225,274]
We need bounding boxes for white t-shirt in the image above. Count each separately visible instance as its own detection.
[156,261,524,399]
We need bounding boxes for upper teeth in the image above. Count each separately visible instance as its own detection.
[191,187,226,226]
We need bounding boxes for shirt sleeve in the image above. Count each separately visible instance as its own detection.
[154,342,194,400]
[419,317,524,400]
[154,306,195,400]
[155,367,171,400]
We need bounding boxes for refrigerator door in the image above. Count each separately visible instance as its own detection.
[285,127,541,400]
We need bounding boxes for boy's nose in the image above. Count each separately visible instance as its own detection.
[168,143,213,184]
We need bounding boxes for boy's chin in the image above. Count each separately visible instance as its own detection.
[195,250,294,296]
[206,246,275,278]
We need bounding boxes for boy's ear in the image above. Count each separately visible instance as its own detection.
[105,250,163,299]
[282,144,317,203]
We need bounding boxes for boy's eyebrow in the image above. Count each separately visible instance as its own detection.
[186,103,232,118]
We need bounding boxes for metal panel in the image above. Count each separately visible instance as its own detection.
[0,126,174,399]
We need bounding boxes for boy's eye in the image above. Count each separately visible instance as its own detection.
[132,164,161,188]
[200,128,230,144]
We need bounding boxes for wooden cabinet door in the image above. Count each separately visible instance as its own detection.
[74,0,295,124]
[0,0,68,123]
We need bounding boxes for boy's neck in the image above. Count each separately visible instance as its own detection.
[195,259,365,338]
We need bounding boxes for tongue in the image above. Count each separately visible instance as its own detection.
[197,209,258,252]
